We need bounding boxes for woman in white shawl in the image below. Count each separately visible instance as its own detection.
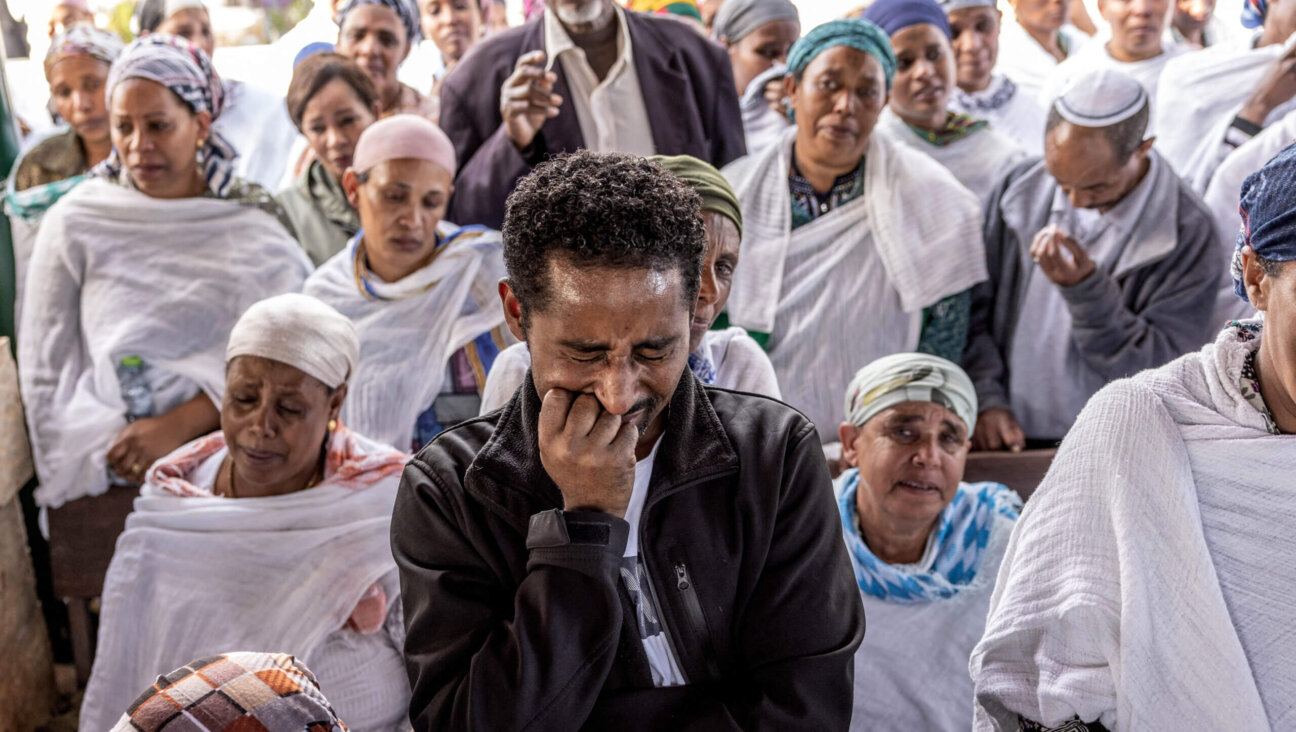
[133,0,300,190]
[994,0,1089,101]
[836,353,1019,730]
[305,114,510,452]
[82,294,411,732]
[969,143,1296,731]
[18,35,311,509]
[863,0,1029,199]
[723,18,987,453]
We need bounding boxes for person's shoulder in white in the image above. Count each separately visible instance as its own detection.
[479,342,533,414]
[703,326,782,399]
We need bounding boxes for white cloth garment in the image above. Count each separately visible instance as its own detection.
[1038,41,1184,131]
[304,223,507,450]
[17,178,311,508]
[1007,151,1172,439]
[994,19,1089,103]
[1201,111,1293,324]
[619,439,686,687]
[740,64,793,157]
[949,74,1049,157]
[477,327,783,414]
[215,79,301,191]
[1155,32,1296,190]
[722,127,986,442]
[971,322,1295,730]
[544,4,656,156]
[874,107,1030,199]
[850,507,1013,731]
[79,431,409,732]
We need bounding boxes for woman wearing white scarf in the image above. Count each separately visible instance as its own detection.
[18,36,311,508]
[970,144,1296,730]
[834,353,1019,730]
[305,115,511,452]
[82,294,412,732]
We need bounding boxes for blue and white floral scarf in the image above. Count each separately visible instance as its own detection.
[837,468,1021,604]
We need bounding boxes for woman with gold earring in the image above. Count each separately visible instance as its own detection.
[82,294,415,731]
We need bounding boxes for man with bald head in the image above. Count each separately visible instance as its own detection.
[963,69,1219,451]
[438,0,746,228]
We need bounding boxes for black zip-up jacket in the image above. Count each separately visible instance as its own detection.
[391,371,865,731]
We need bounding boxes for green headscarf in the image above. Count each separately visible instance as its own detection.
[650,154,743,239]
[786,18,896,89]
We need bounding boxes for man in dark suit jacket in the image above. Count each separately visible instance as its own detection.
[439,0,746,229]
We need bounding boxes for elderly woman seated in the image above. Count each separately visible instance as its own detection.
[279,52,381,265]
[306,114,511,451]
[6,25,122,322]
[835,353,1019,730]
[970,144,1296,731]
[479,153,781,412]
[18,34,310,510]
[82,294,411,732]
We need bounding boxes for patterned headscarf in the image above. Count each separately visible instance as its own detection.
[44,25,124,81]
[109,652,348,731]
[93,34,237,197]
[1233,140,1296,302]
[626,0,704,22]
[1242,0,1266,28]
[337,0,423,43]
[844,352,978,433]
[786,18,896,88]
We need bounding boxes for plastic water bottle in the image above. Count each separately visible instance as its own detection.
[107,356,154,486]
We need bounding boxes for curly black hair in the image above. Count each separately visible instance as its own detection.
[502,151,707,325]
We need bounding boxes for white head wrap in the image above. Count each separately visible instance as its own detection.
[844,353,978,432]
[1053,68,1148,127]
[712,0,800,44]
[226,294,359,389]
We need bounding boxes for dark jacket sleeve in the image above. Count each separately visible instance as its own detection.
[962,173,1016,413]
[392,456,629,731]
[1059,192,1220,379]
[440,77,532,230]
[723,422,865,730]
[703,41,746,169]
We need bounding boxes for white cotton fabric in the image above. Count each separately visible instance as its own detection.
[17,178,311,508]
[850,507,1013,731]
[1201,113,1291,324]
[949,74,1049,157]
[1155,33,1296,190]
[226,293,359,390]
[304,223,507,450]
[723,127,986,442]
[477,327,782,414]
[79,439,407,732]
[1038,41,1184,132]
[215,79,302,191]
[971,322,1295,731]
[740,64,793,157]
[874,107,1030,200]
[994,19,1089,102]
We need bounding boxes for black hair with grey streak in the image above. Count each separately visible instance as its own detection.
[501,150,706,326]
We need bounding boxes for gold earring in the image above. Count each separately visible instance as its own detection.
[195,138,204,150]
[328,419,338,431]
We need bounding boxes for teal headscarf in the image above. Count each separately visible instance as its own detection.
[786,18,896,89]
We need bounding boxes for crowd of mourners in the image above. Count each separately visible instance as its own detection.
[8,0,1296,728]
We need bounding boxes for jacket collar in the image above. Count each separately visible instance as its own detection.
[465,366,740,534]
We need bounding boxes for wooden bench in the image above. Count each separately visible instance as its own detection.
[963,448,1057,502]
[47,484,138,686]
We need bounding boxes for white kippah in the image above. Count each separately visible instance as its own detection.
[226,294,359,390]
[1053,69,1148,127]
[936,0,996,12]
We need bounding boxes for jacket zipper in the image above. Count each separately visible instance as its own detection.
[635,467,736,684]
[672,561,721,680]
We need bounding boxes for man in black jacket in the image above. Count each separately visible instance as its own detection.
[392,151,864,730]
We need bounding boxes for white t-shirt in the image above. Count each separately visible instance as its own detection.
[619,440,686,687]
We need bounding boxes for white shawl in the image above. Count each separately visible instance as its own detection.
[1155,33,1296,190]
[874,107,1030,200]
[214,80,302,191]
[1038,41,1184,129]
[79,430,405,732]
[994,20,1090,102]
[304,223,507,450]
[970,323,1286,731]
[721,127,987,335]
[17,179,311,508]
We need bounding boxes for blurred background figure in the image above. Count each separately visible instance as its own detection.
[48,0,93,38]
[712,0,799,154]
